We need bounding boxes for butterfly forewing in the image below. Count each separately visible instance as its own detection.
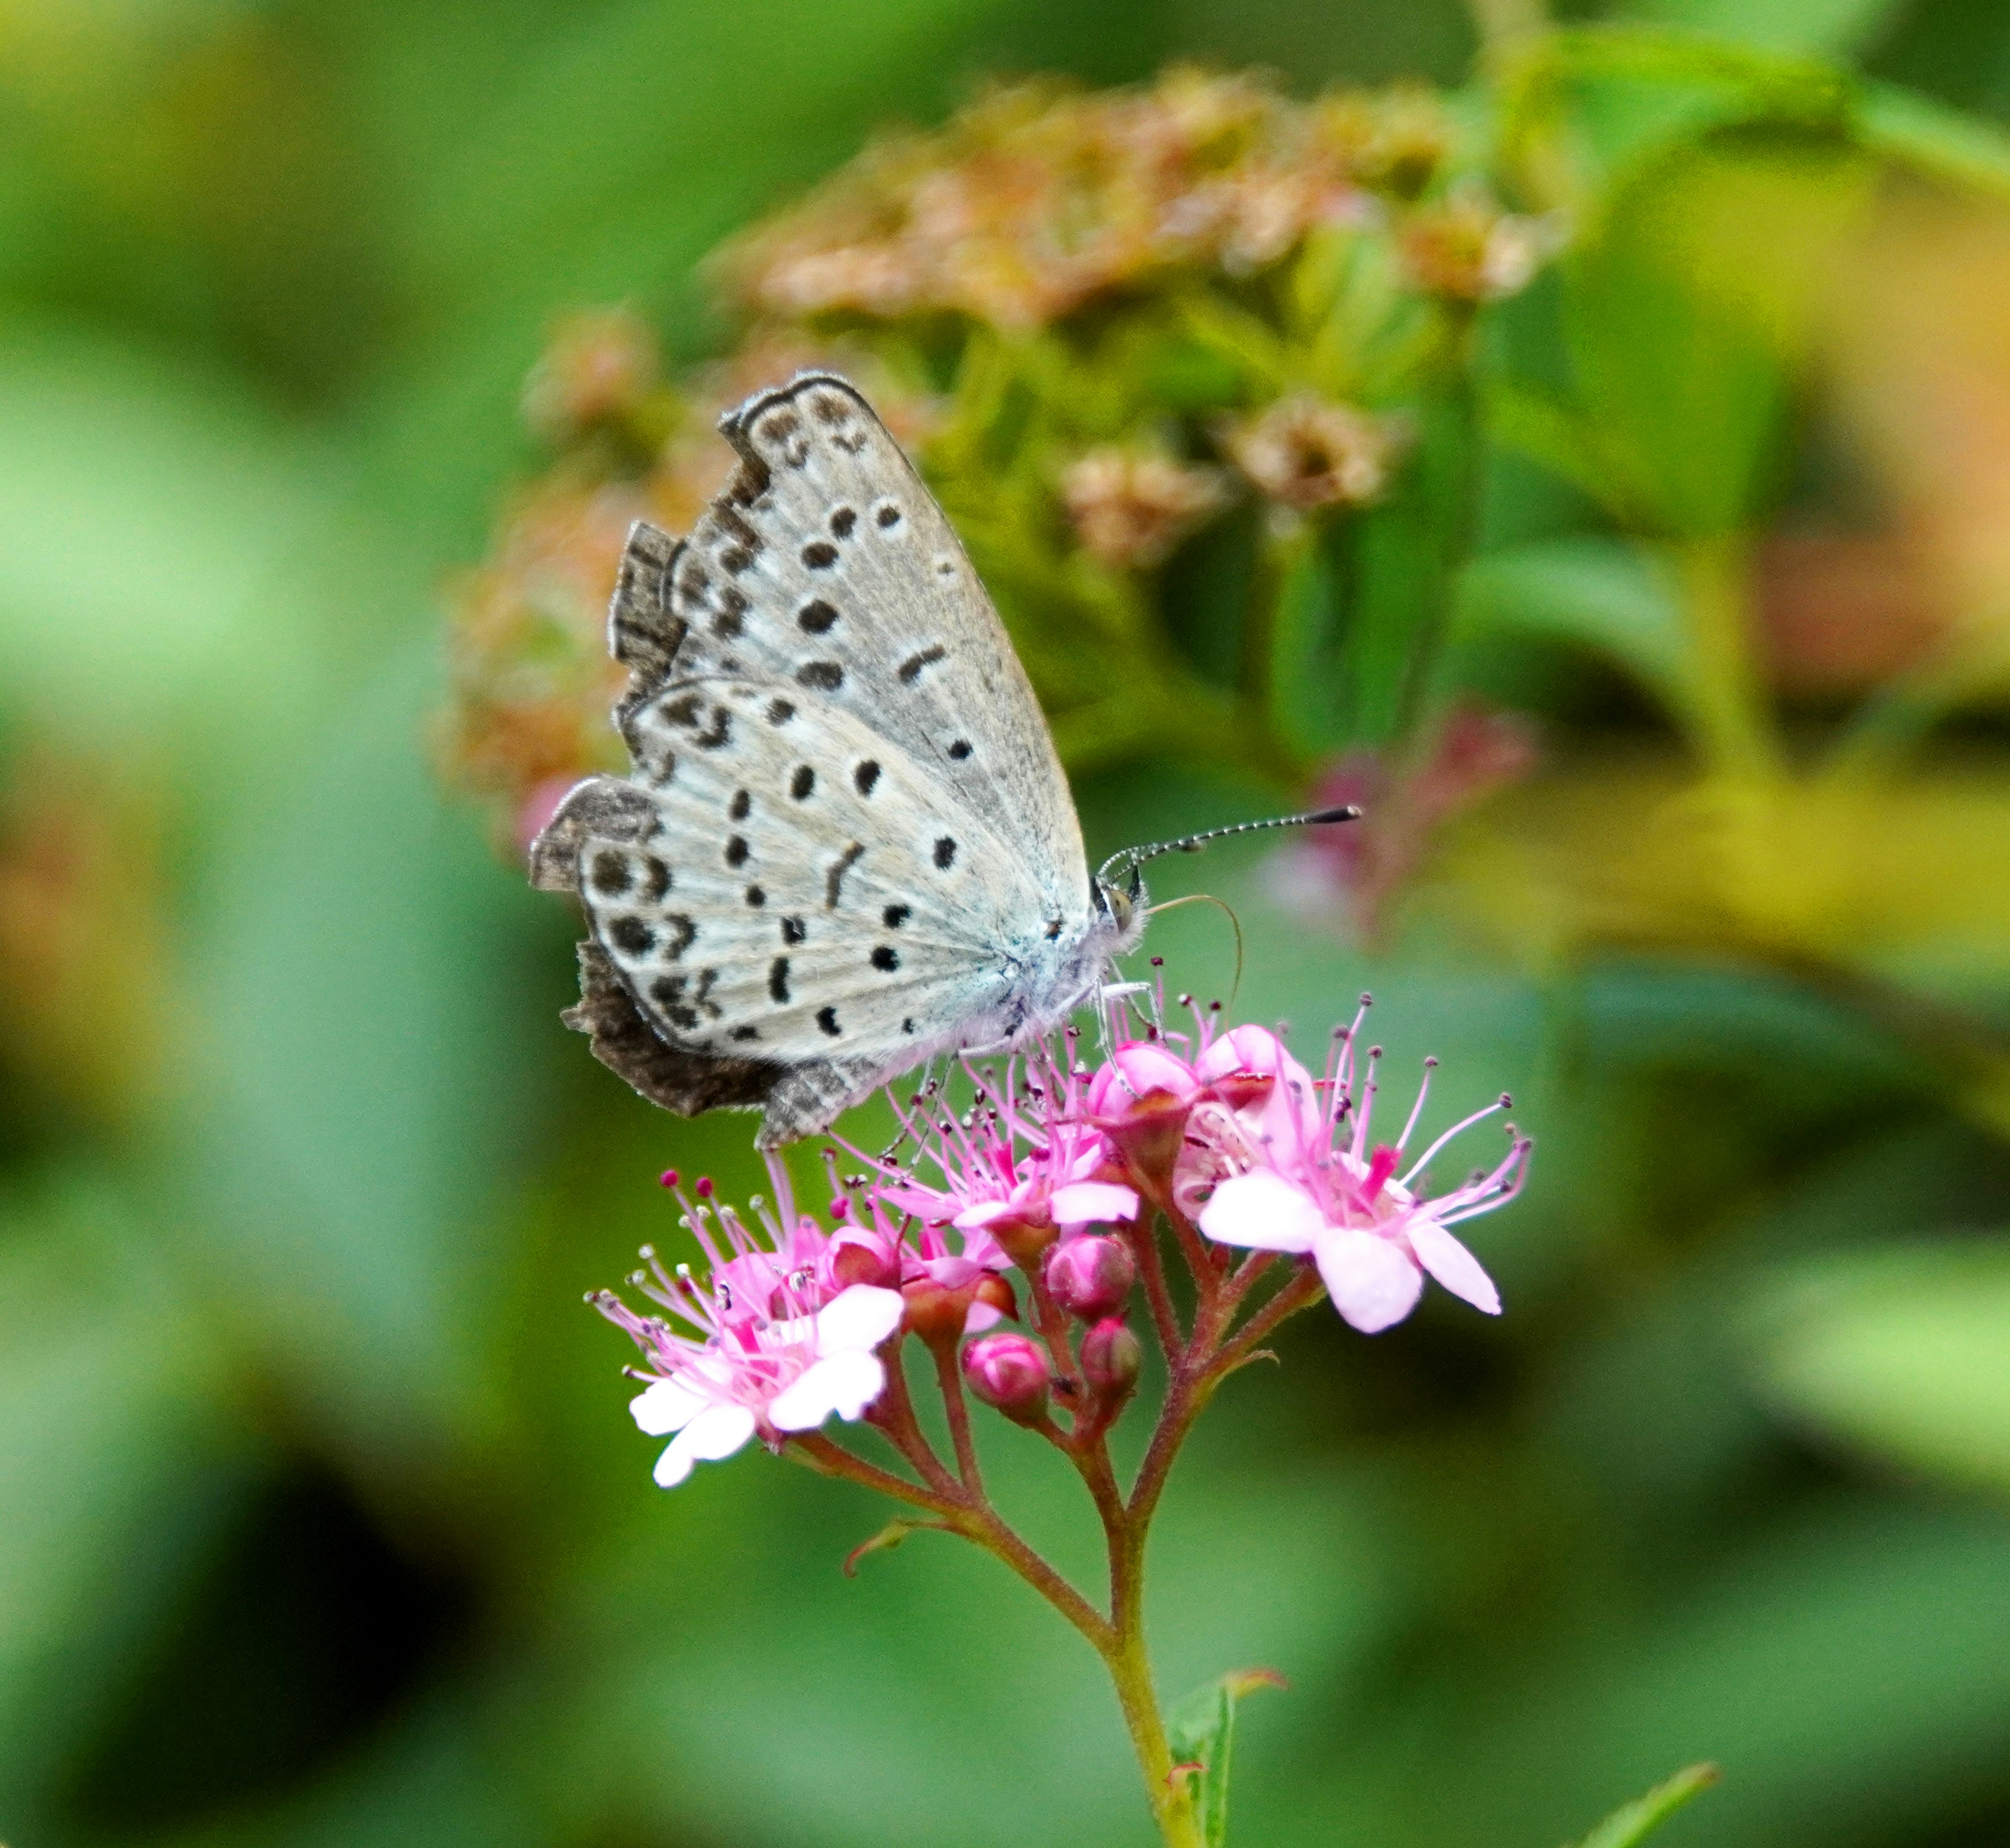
[637,375,1089,917]
[533,371,1125,1146]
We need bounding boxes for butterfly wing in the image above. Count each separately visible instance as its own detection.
[617,374,1090,916]
[533,678,1063,1144]
[534,372,1104,1145]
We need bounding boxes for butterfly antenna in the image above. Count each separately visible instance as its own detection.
[1098,804,1360,887]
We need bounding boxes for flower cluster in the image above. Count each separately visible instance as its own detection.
[440,69,1557,850]
[595,991,1531,1487]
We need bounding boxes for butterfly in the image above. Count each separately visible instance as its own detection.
[530,373,1351,1146]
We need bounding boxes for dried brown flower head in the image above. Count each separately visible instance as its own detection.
[1223,395,1399,511]
[716,68,1376,328]
[1402,191,1555,302]
[521,305,668,446]
[1315,82,1454,201]
[1062,448,1231,569]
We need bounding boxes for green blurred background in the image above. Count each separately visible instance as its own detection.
[9,1,2010,1845]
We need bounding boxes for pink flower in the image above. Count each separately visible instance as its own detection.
[595,1157,903,1486]
[859,1045,1138,1263]
[1193,1004,1531,1333]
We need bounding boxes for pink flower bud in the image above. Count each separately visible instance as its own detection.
[830,1237,900,1290]
[962,1332,1051,1426]
[1080,1317,1142,1404]
[1043,1234,1136,1321]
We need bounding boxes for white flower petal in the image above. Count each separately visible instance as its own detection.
[1405,1218,1501,1315]
[1197,1168,1324,1253]
[1049,1180,1139,1227]
[652,1403,755,1487]
[677,1401,758,1462]
[1314,1228,1424,1333]
[769,1350,886,1430]
[814,1284,904,1356]
[630,1375,707,1437]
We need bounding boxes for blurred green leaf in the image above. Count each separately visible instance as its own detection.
[1274,384,1478,759]
[1562,135,1874,537]
[1749,1239,2010,1493]
[1573,1763,1722,1848]
[1166,1667,1288,1848]
[1498,28,1857,216]
[1455,537,1704,730]
[1621,0,1901,58]
[0,1175,258,1840]
[1857,78,2010,202]
[185,640,554,1478]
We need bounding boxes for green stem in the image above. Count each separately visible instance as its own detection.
[1102,1573,1205,1848]
[1671,533,1781,781]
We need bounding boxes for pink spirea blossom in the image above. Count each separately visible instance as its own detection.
[856,1045,1138,1247]
[595,1157,902,1487]
[1190,1001,1531,1332]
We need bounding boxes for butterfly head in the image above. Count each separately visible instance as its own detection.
[1089,859,1149,954]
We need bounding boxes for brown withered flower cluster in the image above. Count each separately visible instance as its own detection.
[442,69,1553,844]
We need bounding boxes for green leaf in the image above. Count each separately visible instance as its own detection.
[1454,537,1706,735]
[1618,0,1900,58]
[1562,134,1875,537]
[1571,1763,1721,1848]
[1749,1240,2010,1495]
[1272,383,1480,760]
[842,1518,955,1578]
[1856,80,2010,205]
[1165,1667,1287,1848]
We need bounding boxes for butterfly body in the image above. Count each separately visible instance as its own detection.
[531,373,1143,1146]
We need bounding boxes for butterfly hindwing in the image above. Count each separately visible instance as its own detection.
[539,671,1055,1142]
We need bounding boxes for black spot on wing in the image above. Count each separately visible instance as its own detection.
[875,502,902,529]
[609,916,654,956]
[933,836,957,870]
[899,645,946,684]
[767,698,796,725]
[768,958,790,1003]
[589,851,631,896]
[829,506,856,538]
[816,1005,841,1037]
[745,885,765,907]
[798,599,839,634]
[790,765,815,800]
[801,540,838,570]
[780,916,806,945]
[947,739,972,761]
[642,857,672,903]
[725,836,750,868]
[729,789,751,821]
[870,945,899,972]
[854,760,880,796]
[825,842,865,909]
[883,904,910,928]
[712,586,751,638]
[797,661,843,691]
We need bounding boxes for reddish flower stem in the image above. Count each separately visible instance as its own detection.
[930,1339,985,1494]
[831,1195,1325,1848]
[867,1339,961,1497]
